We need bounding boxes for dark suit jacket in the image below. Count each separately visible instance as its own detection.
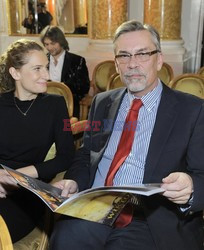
[48,51,90,117]
[65,84,204,250]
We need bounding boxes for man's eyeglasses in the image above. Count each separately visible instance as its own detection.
[115,50,160,64]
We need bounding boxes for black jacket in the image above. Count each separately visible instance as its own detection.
[66,84,204,250]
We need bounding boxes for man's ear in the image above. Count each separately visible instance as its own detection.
[9,67,21,80]
[157,52,164,71]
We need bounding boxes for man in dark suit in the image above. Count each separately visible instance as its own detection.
[40,26,90,117]
[49,21,204,250]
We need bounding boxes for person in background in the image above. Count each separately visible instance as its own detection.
[37,2,53,33]
[40,26,90,118]
[0,39,75,243]
[22,2,53,34]
[21,10,35,34]
[49,20,204,250]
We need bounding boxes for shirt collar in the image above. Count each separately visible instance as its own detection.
[50,50,65,64]
[128,80,163,111]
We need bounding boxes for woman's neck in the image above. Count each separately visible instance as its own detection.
[14,89,37,101]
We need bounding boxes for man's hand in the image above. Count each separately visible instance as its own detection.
[52,180,78,198]
[161,172,193,204]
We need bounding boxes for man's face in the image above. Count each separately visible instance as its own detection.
[114,30,163,97]
[43,38,64,57]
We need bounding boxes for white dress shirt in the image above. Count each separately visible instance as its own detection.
[49,50,65,82]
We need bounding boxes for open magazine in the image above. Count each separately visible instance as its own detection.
[2,165,164,226]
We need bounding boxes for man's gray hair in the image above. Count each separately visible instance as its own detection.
[113,20,161,52]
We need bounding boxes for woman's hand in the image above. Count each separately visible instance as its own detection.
[0,169,19,198]
[52,179,79,198]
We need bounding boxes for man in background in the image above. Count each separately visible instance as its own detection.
[40,26,90,118]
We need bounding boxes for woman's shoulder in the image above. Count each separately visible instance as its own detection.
[38,93,66,106]
[0,91,14,103]
[39,92,64,100]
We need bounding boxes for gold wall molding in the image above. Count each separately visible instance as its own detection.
[144,0,182,40]
[0,0,6,32]
[90,0,128,39]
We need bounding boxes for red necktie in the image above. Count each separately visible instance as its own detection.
[105,98,142,227]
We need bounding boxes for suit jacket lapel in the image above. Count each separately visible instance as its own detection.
[102,88,126,132]
[143,86,179,182]
[89,88,126,180]
[97,88,127,154]
[61,51,70,81]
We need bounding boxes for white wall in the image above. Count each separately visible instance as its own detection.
[128,0,144,22]
[181,0,204,72]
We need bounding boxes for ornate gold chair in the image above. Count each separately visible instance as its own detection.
[197,66,204,78]
[168,73,204,98]
[106,73,124,91]
[0,215,13,250]
[46,81,87,148]
[13,208,52,250]
[46,81,78,124]
[158,62,174,85]
[91,60,117,92]
[80,60,117,120]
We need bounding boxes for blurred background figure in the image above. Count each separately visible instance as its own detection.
[37,2,53,33]
[40,26,90,118]
[22,1,53,34]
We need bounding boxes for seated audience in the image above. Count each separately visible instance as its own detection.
[40,26,90,118]
[49,20,204,250]
[0,39,75,242]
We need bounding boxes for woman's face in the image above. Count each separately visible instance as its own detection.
[13,50,49,99]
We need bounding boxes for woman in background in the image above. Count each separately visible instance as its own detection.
[0,39,75,242]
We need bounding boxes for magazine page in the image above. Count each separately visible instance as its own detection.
[2,165,164,226]
[1,165,66,211]
[54,183,164,225]
[56,192,133,226]
[83,183,164,196]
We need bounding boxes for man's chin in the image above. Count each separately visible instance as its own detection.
[126,82,145,93]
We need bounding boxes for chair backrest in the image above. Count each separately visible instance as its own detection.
[197,66,204,77]
[158,62,174,85]
[0,215,13,250]
[106,73,124,91]
[46,81,74,117]
[168,73,204,98]
[92,60,117,92]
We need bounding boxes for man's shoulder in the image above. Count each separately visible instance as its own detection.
[65,51,85,62]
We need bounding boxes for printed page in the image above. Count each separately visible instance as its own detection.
[2,165,66,211]
[2,165,164,225]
